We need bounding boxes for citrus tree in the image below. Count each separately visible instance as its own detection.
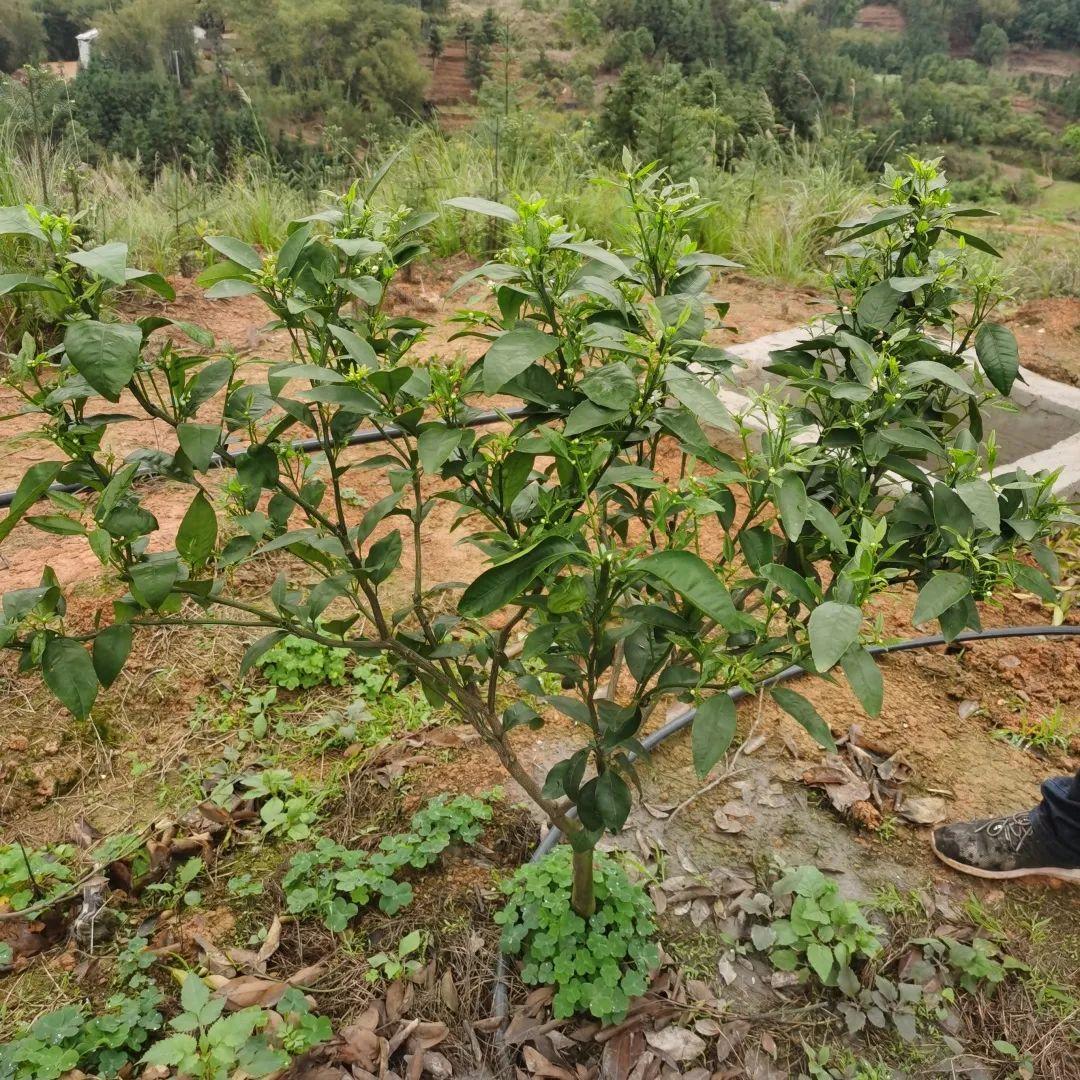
[0,157,1068,919]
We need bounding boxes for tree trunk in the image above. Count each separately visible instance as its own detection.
[571,847,596,918]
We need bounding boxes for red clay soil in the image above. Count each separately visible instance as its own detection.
[854,3,905,32]
[1001,297,1080,387]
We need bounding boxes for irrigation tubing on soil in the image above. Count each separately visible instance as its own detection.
[489,622,1080,1027]
[0,406,533,508]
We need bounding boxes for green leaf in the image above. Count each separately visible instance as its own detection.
[913,572,971,626]
[580,362,637,411]
[946,228,1002,257]
[459,537,578,618]
[771,686,836,751]
[974,323,1020,396]
[43,637,98,718]
[205,235,262,271]
[0,272,63,296]
[418,425,462,474]
[0,205,46,240]
[637,550,749,633]
[64,320,143,402]
[955,479,1000,533]
[856,281,900,329]
[444,196,520,223]
[839,646,883,717]
[594,770,632,831]
[903,360,973,397]
[664,366,734,432]
[760,563,817,609]
[93,624,132,689]
[0,460,62,543]
[130,558,180,610]
[1011,563,1056,603]
[176,491,217,566]
[205,279,258,299]
[777,474,809,541]
[329,324,378,369]
[808,602,862,673]
[691,694,737,777]
[484,327,560,394]
[67,241,128,285]
[177,423,220,472]
[563,400,623,435]
[806,941,834,983]
[141,1034,197,1068]
[805,501,847,553]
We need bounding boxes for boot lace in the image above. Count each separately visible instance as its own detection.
[977,811,1032,853]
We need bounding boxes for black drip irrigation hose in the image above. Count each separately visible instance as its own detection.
[0,407,532,509]
[489,622,1080,1029]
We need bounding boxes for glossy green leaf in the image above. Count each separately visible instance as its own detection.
[913,572,971,626]
[691,693,737,777]
[974,323,1019,396]
[771,686,836,751]
[459,537,578,617]
[0,460,62,543]
[840,646,883,717]
[483,327,560,394]
[64,320,142,402]
[43,637,98,718]
[808,602,862,672]
[176,491,217,566]
[93,624,133,689]
[637,550,748,632]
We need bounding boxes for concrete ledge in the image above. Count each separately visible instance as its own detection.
[690,326,1080,501]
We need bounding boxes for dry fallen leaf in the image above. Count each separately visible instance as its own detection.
[643,1027,706,1063]
[898,796,947,825]
[218,975,288,1010]
[523,1046,574,1080]
[256,915,282,966]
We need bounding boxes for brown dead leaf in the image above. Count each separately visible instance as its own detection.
[385,978,414,1022]
[197,801,236,827]
[801,757,871,812]
[339,1025,380,1070]
[898,796,947,825]
[257,916,282,966]
[643,1028,705,1064]
[193,934,236,978]
[218,975,288,1010]
[406,1022,449,1054]
[287,962,326,988]
[439,971,459,1014]
[387,1019,420,1056]
[601,1028,644,1080]
[523,1047,574,1080]
[421,1051,454,1079]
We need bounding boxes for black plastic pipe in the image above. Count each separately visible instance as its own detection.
[0,407,532,509]
[490,622,1080,1025]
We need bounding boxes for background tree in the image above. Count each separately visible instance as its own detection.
[0,0,46,73]
[428,21,444,71]
[973,22,1009,66]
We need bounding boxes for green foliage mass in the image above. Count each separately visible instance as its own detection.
[255,633,350,690]
[0,841,74,912]
[139,975,329,1080]
[282,791,497,930]
[750,866,882,989]
[0,989,164,1080]
[494,847,660,1025]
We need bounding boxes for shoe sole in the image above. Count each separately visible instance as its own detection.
[931,836,1080,883]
